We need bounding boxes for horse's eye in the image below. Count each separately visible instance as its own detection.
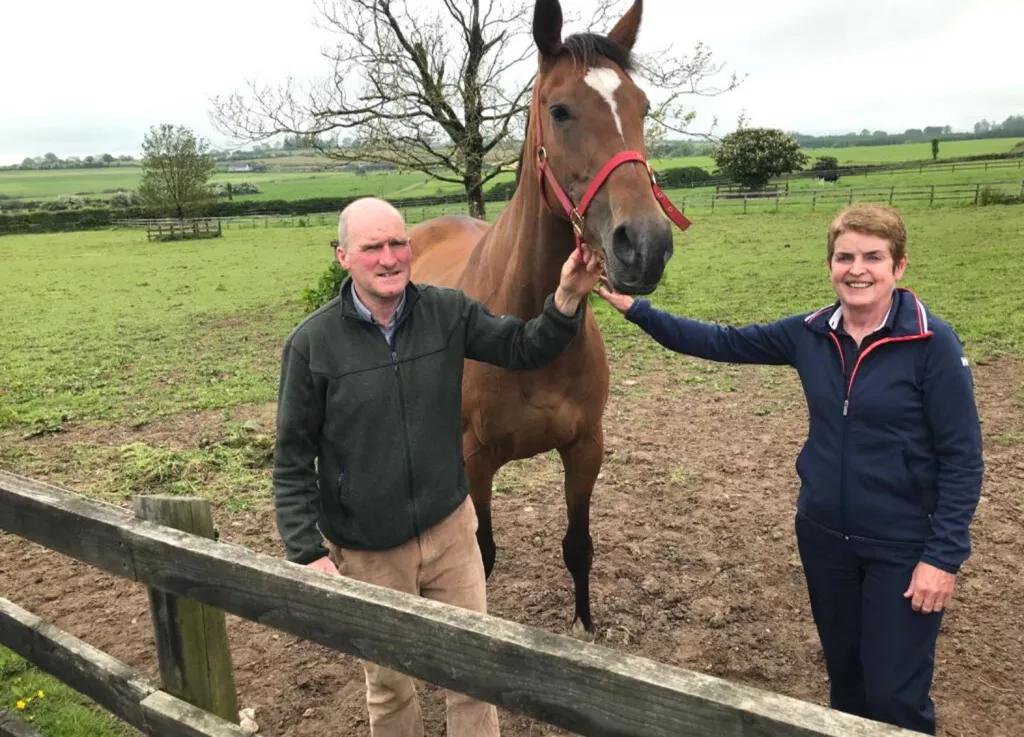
[549,104,571,123]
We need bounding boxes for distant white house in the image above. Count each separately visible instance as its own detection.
[227,163,253,172]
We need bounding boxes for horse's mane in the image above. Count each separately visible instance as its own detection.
[513,32,635,186]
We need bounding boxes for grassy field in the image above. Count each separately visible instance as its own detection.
[801,138,1024,165]
[2,204,1021,436]
[3,137,1021,204]
[1,203,1022,734]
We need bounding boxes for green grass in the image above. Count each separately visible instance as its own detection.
[1,205,1021,435]
[0,648,135,737]
[801,138,1024,165]
[590,206,1024,362]
[0,167,142,200]
[0,202,1021,733]
[4,137,1019,204]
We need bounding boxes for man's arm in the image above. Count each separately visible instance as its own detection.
[624,299,801,366]
[272,341,329,564]
[462,247,599,369]
[463,291,584,370]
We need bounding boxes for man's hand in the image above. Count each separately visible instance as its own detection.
[554,246,603,315]
[593,275,636,315]
[307,556,340,576]
[904,561,956,614]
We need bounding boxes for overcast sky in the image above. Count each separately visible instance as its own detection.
[1,0,1021,165]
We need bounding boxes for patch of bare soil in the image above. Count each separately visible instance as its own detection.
[1,355,1022,736]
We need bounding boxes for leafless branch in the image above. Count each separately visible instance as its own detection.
[208,0,742,215]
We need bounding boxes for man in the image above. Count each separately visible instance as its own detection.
[272,197,602,737]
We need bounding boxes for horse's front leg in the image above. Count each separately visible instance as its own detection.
[557,428,603,634]
[464,441,499,578]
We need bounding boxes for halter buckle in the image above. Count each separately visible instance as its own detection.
[538,146,549,164]
[646,161,657,185]
[570,209,584,236]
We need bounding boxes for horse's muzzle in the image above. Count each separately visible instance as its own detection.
[605,217,674,294]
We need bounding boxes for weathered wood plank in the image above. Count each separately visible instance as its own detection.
[141,691,249,737]
[0,470,916,737]
[0,597,247,737]
[135,497,239,723]
[0,596,157,730]
[0,710,44,737]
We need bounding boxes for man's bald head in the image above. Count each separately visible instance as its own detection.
[337,197,406,251]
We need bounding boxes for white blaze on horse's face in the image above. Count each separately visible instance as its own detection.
[583,67,624,140]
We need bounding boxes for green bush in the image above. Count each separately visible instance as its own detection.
[488,180,518,200]
[653,166,714,188]
[978,186,1022,206]
[300,260,349,313]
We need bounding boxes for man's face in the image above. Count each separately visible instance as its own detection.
[337,209,412,303]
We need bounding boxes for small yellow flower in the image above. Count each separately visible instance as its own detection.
[15,700,26,710]
[37,690,45,699]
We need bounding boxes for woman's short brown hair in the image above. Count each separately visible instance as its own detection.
[827,204,907,266]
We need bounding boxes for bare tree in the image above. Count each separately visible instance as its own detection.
[209,0,741,218]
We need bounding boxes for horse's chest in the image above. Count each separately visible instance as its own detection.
[468,374,594,452]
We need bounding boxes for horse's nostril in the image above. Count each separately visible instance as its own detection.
[612,223,640,266]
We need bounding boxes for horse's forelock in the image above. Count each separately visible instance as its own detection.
[559,33,635,74]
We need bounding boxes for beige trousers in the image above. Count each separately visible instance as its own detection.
[326,495,500,737]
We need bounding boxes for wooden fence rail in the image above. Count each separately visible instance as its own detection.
[0,470,918,737]
[0,597,246,737]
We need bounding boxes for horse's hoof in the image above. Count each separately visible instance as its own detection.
[570,618,596,643]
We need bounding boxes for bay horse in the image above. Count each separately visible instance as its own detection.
[409,0,689,632]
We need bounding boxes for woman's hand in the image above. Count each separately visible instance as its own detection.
[593,276,636,315]
[904,561,956,613]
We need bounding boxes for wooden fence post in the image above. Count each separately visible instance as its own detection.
[974,184,980,206]
[134,496,239,724]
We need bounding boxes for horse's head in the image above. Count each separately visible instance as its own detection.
[530,0,676,295]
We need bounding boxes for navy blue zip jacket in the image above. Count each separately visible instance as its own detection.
[625,288,983,573]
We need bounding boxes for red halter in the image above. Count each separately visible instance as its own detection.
[533,84,692,256]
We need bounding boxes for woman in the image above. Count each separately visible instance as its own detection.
[595,204,983,735]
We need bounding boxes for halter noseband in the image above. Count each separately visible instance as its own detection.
[533,82,692,256]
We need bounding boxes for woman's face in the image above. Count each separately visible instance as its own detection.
[828,231,906,312]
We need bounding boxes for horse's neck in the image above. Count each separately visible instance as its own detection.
[465,179,576,320]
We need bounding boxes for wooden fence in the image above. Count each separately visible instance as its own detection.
[0,470,920,736]
[145,219,223,241]
[683,179,1024,214]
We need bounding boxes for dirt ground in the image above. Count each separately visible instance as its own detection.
[1,353,1022,736]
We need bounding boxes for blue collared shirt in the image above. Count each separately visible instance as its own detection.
[350,285,406,344]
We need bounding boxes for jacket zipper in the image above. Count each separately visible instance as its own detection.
[828,333,850,536]
[830,332,929,537]
[345,297,420,536]
[388,336,419,538]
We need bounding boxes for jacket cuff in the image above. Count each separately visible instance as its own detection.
[919,554,960,575]
[543,292,584,325]
[624,298,650,322]
[289,544,329,566]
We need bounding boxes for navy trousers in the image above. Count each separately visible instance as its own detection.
[796,513,945,735]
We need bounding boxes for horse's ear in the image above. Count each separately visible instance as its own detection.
[533,0,563,58]
[607,0,642,51]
